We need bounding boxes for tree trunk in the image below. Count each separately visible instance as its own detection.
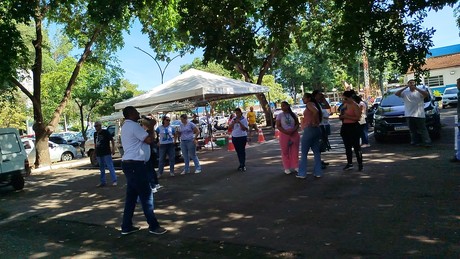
[31,10,51,167]
[234,48,277,127]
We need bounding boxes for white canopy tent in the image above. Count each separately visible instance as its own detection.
[114,69,269,110]
[100,101,196,121]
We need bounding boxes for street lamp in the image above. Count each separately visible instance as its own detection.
[134,47,182,84]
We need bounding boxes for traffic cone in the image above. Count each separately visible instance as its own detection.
[227,136,235,151]
[257,128,265,143]
[274,128,280,139]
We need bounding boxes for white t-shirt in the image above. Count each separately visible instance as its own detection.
[276,112,297,130]
[358,101,367,125]
[231,116,248,137]
[320,109,330,126]
[400,88,426,118]
[121,119,150,162]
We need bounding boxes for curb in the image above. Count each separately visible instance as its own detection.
[31,158,91,174]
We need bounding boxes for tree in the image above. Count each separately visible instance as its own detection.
[1,0,175,167]
[147,0,457,122]
[0,89,29,130]
[331,0,458,80]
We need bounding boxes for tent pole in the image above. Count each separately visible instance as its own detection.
[204,103,214,151]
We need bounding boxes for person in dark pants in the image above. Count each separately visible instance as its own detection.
[120,106,167,236]
[228,108,248,172]
[339,90,363,171]
[94,121,117,187]
[451,78,460,162]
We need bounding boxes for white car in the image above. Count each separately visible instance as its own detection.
[21,138,77,164]
[442,87,458,108]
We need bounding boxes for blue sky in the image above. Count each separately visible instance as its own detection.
[116,6,460,92]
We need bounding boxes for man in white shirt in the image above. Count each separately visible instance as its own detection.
[120,106,167,236]
[395,79,431,147]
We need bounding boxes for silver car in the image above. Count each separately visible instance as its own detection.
[442,87,458,108]
[21,138,77,164]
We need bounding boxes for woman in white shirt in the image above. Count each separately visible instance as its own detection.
[228,108,248,172]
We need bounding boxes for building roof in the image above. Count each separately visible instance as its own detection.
[428,44,460,58]
[422,53,460,70]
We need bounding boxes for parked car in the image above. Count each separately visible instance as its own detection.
[22,138,77,164]
[52,132,81,147]
[49,135,68,145]
[373,86,442,142]
[442,87,458,108]
[372,96,382,109]
[0,128,31,190]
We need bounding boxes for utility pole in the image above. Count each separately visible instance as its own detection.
[134,47,182,84]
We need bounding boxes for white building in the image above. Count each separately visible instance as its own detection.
[405,44,460,96]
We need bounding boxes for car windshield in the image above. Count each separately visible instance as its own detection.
[444,88,458,95]
[380,93,404,107]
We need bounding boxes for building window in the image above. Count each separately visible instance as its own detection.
[424,75,444,87]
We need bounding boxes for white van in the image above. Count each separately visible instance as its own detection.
[0,128,31,190]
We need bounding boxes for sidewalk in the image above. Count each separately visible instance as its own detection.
[2,122,459,257]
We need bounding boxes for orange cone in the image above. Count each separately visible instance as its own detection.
[257,128,265,143]
[227,136,235,151]
[274,128,280,139]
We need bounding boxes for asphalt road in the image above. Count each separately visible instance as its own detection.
[0,108,459,258]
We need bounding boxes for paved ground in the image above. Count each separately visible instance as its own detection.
[0,109,459,258]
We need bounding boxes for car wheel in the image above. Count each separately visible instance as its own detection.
[61,152,74,161]
[374,134,385,143]
[11,174,25,190]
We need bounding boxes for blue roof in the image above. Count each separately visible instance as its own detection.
[428,44,460,57]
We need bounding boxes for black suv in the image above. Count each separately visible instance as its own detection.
[373,86,442,142]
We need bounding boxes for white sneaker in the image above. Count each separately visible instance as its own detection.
[155,184,162,189]
[152,187,158,193]
[284,169,292,175]
[195,169,202,174]
[180,170,187,175]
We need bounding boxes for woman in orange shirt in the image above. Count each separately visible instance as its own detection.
[339,90,363,171]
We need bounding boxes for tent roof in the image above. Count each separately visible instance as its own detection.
[101,101,196,121]
[114,69,269,110]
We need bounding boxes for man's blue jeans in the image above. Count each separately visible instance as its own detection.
[180,140,201,172]
[121,161,160,232]
[360,123,369,145]
[96,155,117,184]
[456,126,460,159]
[158,143,176,175]
[298,127,322,177]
